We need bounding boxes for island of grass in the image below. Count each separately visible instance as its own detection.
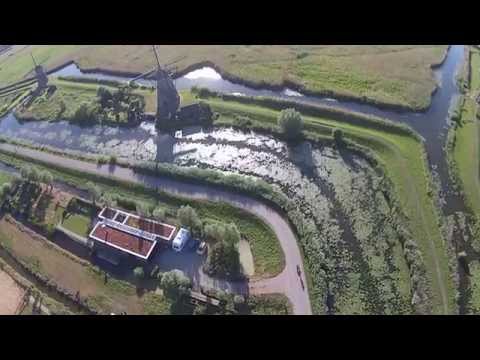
[10,77,197,126]
[1,45,448,111]
[13,79,152,126]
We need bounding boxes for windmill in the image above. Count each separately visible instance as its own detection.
[129,46,180,124]
[30,53,48,90]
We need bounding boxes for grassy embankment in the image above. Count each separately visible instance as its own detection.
[1,45,447,111]
[0,152,284,281]
[198,93,455,314]
[447,47,480,312]
[451,48,480,217]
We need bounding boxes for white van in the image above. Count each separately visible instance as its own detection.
[172,228,190,252]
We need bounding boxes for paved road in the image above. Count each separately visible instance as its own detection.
[0,144,312,315]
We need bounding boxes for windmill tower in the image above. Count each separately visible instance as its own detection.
[127,46,180,127]
[152,45,180,123]
[30,53,48,89]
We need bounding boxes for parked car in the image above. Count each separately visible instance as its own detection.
[197,241,208,255]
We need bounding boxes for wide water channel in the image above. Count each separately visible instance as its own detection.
[0,45,468,314]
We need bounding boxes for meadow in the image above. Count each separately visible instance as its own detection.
[0,45,447,111]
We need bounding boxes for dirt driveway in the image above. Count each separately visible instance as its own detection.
[0,270,24,315]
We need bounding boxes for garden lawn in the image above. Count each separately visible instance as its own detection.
[61,213,90,237]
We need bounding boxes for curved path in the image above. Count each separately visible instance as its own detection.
[0,143,312,315]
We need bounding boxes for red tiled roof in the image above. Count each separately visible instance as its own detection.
[91,225,154,258]
[136,218,175,239]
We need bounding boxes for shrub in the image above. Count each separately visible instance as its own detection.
[177,205,201,233]
[223,223,241,246]
[20,165,40,183]
[136,201,152,218]
[152,206,166,222]
[96,156,108,165]
[234,294,245,309]
[297,51,309,59]
[109,155,117,165]
[72,102,97,124]
[235,115,252,128]
[160,269,192,300]
[204,239,242,280]
[203,222,225,243]
[133,267,145,279]
[278,108,303,140]
[85,182,102,206]
[192,86,216,99]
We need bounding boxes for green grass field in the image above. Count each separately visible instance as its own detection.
[0,45,447,111]
[201,94,454,314]
[61,213,90,237]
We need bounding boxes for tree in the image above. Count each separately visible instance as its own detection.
[278,108,303,140]
[86,182,102,206]
[97,87,113,108]
[203,222,225,243]
[204,239,242,280]
[136,201,151,218]
[133,267,145,279]
[223,223,241,246]
[332,128,344,147]
[10,175,22,189]
[72,102,95,123]
[101,193,117,209]
[234,294,245,308]
[20,165,40,184]
[0,182,11,204]
[40,170,54,193]
[152,206,166,222]
[177,205,201,233]
[193,303,208,315]
[160,269,192,300]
